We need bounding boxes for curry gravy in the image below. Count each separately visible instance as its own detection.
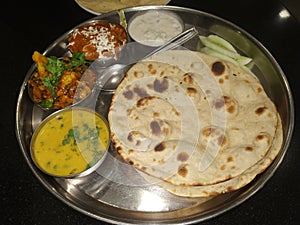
[31,108,110,177]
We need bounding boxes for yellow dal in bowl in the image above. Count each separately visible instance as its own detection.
[31,108,110,177]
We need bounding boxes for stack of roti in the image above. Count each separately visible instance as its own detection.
[108,50,283,197]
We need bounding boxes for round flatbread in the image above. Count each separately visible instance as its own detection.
[75,0,170,14]
[108,50,282,194]
[138,114,282,197]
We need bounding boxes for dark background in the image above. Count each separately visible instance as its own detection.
[1,0,299,224]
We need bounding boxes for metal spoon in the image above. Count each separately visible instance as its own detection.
[94,27,199,92]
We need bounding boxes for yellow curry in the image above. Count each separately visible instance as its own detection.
[31,108,110,177]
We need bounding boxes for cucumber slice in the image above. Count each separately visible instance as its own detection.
[235,55,252,65]
[200,47,239,66]
[199,35,253,68]
[199,36,240,59]
[207,35,237,53]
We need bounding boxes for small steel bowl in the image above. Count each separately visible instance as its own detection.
[127,9,184,47]
[27,56,97,111]
[30,107,110,178]
[67,20,128,61]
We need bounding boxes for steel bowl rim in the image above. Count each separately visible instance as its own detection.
[29,106,111,178]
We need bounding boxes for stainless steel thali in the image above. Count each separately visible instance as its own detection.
[15,5,294,224]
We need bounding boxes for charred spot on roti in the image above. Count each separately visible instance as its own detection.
[153,112,159,118]
[255,106,268,115]
[220,165,226,170]
[136,96,154,107]
[217,135,227,146]
[213,98,225,109]
[255,133,271,145]
[202,127,216,137]
[126,108,132,116]
[172,108,180,116]
[213,96,237,115]
[211,61,226,76]
[153,78,169,93]
[245,146,253,152]
[127,133,133,142]
[154,142,166,152]
[227,106,235,114]
[186,87,197,96]
[227,156,233,162]
[257,87,263,93]
[219,78,224,84]
[201,126,227,148]
[150,69,157,75]
[128,149,134,154]
[256,134,265,140]
[127,130,146,147]
[147,63,154,72]
[225,186,235,193]
[126,158,134,165]
[147,63,157,74]
[178,164,188,177]
[183,73,194,84]
[123,89,133,99]
[150,120,161,135]
[177,152,189,162]
[133,86,148,98]
[133,71,140,78]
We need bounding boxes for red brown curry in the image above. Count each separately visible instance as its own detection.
[68,21,127,60]
[28,51,95,109]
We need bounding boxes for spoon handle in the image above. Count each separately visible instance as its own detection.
[142,27,199,59]
[95,27,199,92]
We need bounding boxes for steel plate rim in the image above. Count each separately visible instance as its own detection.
[15,5,295,224]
